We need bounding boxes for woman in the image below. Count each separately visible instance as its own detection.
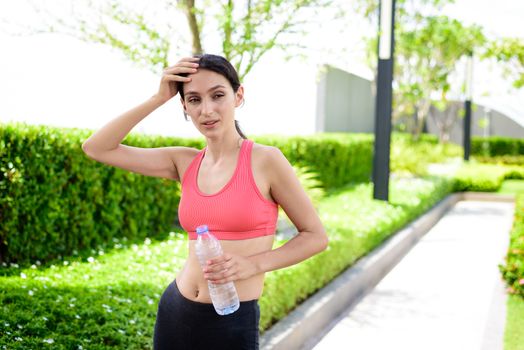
[82,54,328,349]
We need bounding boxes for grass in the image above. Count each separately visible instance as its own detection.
[498,180,524,195]
[0,234,189,349]
[0,176,453,349]
[505,294,524,350]
[501,192,524,350]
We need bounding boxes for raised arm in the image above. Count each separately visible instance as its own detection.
[81,57,200,181]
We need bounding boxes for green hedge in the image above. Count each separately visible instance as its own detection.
[500,194,524,298]
[473,155,524,166]
[3,122,522,266]
[471,136,524,157]
[452,163,524,192]
[253,133,374,188]
[0,122,186,265]
[0,123,374,265]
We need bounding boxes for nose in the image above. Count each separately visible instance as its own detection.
[200,97,213,116]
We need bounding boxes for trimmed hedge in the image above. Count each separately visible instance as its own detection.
[500,194,524,298]
[453,163,524,192]
[253,133,374,188]
[1,122,374,265]
[4,122,523,266]
[473,155,524,166]
[471,136,524,157]
[0,122,186,265]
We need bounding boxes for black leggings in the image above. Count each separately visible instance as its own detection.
[153,279,260,350]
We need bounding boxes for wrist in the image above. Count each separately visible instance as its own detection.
[249,252,268,275]
[149,94,169,106]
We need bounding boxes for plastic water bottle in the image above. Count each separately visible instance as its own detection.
[195,225,240,315]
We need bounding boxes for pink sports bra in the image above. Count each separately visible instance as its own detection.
[178,139,279,240]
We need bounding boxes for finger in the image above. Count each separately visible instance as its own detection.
[206,270,235,283]
[203,260,229,273]
[162,75,191,83]
[165,57,200,69]
[207,254,232,266]
[163,66,198,75]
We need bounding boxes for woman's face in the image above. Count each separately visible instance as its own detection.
[181,69,243,137]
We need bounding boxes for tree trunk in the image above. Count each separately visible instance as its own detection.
[413,99,431,140]
[180,0,203,55]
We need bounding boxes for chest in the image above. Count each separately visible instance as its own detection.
[197,157,238,195]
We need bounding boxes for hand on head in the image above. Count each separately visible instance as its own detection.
[156,57,200,103]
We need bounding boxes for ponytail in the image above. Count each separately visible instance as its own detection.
[235,120,247,139]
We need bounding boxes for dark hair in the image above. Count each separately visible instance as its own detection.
[177,54,247,139]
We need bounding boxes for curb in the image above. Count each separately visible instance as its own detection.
[259,192,515,350]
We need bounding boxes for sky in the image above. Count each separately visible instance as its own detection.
[0,0,523,138]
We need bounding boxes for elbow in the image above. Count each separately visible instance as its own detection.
[81,142,91,155]
[310,229,328,254]
[81,142,89,153]
[81,141,97,159]
[318,232,329,252]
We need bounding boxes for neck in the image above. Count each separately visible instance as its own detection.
[204,133,244,163]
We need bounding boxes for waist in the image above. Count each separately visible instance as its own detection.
[175,263,266,303]
[175,235,274,303]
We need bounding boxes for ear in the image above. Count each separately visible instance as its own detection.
[235,85,244,107]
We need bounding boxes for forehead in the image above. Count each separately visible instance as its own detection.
[183,69,231,94]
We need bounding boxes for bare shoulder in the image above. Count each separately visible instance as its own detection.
[251,142,291,180]
[251,142,286,165]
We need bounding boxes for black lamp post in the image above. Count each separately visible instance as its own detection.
[372,0,396,201]
[463,52,473,161]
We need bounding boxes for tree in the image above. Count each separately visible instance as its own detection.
[483,37,524,89]
[17,0,334,80]
[394,16,485,138]
[358,0,487,141]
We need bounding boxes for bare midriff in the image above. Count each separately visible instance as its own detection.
[175,234,275,303]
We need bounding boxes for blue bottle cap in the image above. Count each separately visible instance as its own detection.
[196,225,209,234]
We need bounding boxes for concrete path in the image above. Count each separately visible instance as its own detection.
[310,200,514,350]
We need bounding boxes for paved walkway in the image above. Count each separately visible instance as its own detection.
[310,200,515,350]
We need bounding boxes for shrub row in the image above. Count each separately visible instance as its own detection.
[473,155,524,166]
[471,136,524,157]
[499,194,524,298]
[1,122,184,265]
[452,163,524,192]
[2,121,520,266]
[0,122,375,265]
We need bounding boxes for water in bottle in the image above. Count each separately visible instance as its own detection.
[195,225,240,315]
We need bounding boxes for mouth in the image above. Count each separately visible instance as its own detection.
[202,120,219,128]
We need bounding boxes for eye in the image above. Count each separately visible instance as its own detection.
[188,97,200,104]
[213,93,224,99]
